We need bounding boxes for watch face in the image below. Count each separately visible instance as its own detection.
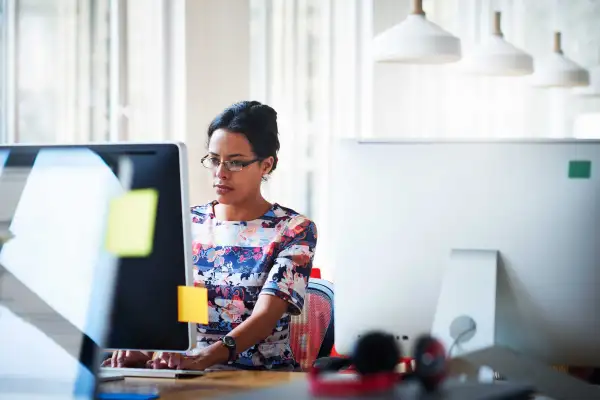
[223,336,235,347]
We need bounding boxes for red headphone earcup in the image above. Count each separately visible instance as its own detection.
[309,332,403,397]
[309,367,400,397]
[413,335,447,391]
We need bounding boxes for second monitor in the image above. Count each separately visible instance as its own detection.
[331,138,600,368]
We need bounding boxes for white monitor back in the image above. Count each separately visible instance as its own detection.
[331,138,600,366]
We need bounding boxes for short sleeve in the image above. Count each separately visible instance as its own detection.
[260,216,318,316]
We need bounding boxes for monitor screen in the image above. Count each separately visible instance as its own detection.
[97,143,192,352]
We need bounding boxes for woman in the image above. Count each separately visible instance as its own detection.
[104,101,317,370]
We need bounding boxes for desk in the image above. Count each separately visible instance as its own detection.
[100,371,538,400]
[101,371,304,399]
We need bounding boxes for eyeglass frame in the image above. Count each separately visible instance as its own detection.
[200,155,264,172]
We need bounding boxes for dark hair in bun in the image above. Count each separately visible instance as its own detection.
[207,100,280,173]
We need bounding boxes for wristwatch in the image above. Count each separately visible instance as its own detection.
[221,335,237,364]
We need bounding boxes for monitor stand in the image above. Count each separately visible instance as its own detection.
[431,249,600,400]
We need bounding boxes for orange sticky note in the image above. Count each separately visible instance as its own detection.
[177,286,208,324]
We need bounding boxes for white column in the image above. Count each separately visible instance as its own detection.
[184,0,251,206]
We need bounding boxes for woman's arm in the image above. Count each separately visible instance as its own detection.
[195,295,290,366]
[151,217,317,370]
[150,295,291,370]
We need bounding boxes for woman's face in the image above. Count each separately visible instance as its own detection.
[207,129,273,205]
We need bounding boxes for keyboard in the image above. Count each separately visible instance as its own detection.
[99,367,205,380]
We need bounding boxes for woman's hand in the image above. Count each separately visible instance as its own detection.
[148,347,226,371]
[147,352,210,370]
[101,350,152,368]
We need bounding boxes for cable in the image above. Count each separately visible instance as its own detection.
[447,326,477,358]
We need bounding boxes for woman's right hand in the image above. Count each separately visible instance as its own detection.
[101,350,152,368]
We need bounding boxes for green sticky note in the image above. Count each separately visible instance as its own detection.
[105,189,159,257]
[568,160,592,179]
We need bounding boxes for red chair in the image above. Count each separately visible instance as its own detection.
[290,278,334,370]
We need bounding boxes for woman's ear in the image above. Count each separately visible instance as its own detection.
[261,157,274,176]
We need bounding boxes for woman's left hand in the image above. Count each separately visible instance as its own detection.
[147,352,212,370]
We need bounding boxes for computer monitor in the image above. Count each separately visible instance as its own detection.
[331,138,600,370]
[0,146,125,398]
[0,142,194,354]
[95,142,194,353]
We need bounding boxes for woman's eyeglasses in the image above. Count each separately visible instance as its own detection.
[201,156,261,172]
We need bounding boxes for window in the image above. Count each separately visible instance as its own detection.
[250,0,316,216]
[250,0,336,217]
[250,0,368,277]
[108,0,184,143]
[0,0,110,144]
[0,0,7,143]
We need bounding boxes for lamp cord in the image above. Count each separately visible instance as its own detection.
[447,327,477,358]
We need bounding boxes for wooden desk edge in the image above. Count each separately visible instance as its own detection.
[103,370,306,400]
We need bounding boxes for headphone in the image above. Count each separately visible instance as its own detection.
[309,332,447,397]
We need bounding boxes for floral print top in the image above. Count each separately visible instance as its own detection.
[189,202,317,369]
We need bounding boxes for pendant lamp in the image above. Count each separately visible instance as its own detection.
[572,66,600,96]
[573,50,600,96]
[373,0,461,64]
[531,32,589,88]
[459,12,533,76]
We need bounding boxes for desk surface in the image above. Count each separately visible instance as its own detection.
[101,371,542,400]
[101,371,304,400]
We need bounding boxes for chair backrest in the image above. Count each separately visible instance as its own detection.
[290,278,334,370]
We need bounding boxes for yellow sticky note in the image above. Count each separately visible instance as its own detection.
[178,286,209,324]
[105,189,159,257]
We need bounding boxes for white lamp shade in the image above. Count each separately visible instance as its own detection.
[531,32,590,88]
[573,66,600,96]
[531,53,590,87]
[459,35,534,76]
[373,14,461,64]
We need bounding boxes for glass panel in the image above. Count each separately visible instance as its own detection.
[0,147,122,396]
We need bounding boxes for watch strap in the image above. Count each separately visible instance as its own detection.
[222,336,237,364]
